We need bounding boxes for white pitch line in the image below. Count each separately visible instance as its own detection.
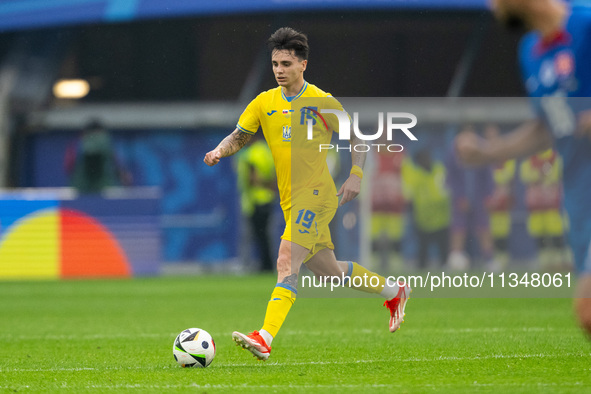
[1,382,588,390]
[0,366,176,372]
[0,326,576,341]
[0,333,174,340]
[0,368,96,372]
[0,384,421,390]
[216,352,591,367]
[2,352,589,372]
[279,326,570,336]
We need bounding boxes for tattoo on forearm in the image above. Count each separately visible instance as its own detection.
[350,134,366,169]
[217,129,252,157]
[280,273,298,290]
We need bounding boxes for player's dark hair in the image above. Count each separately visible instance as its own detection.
[267,27,309,60]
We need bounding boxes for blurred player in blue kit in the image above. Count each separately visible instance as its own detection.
[456,0,591,335]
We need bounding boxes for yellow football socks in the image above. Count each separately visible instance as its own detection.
[260,263,396,342]
[261,284,296,338]
[349,261,386,294]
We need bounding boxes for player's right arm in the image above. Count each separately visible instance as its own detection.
[337,132,365,206]
[455,119,553,167]
[204,128,252,166]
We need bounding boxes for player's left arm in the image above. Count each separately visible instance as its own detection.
[337,133,366,206]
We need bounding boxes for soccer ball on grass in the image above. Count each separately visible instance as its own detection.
[173,328,216,368]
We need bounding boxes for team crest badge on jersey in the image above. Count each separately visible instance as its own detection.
[555,50,575,77]
[282,125,292,142]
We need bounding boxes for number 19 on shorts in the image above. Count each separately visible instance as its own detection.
[295,209,317,234]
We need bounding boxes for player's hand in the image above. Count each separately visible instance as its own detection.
[455,130,488,167]
[577,109,591,141]
[204,149,222,166]
[337,174,361,206]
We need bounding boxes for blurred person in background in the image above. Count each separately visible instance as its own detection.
[520,148,570,272]
[456,0,591,335]
[204,27,411,361]
[402,146,450,269]
[370,142,406,273]
[64,120,131,194]
[446,125,498,271]
[484,124,516,271]
[236,133,277,272]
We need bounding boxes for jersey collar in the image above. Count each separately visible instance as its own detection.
[281,81,308,102]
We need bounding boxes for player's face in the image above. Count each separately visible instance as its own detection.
[271,49,307,89]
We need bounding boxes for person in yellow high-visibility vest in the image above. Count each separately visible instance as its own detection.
[402,147,451,269]
[370,149,406,273]
[237,136,277,272]
[486,159,516,270]
[519,149,568,272]
[484,125,516,271]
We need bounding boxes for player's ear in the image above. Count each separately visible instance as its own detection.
[301,59,307,72]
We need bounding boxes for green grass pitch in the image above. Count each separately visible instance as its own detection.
[1,275,590,393]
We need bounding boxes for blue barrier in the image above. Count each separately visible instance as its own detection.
[0,0,488,32]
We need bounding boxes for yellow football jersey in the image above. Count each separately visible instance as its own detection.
[237,82,343,211]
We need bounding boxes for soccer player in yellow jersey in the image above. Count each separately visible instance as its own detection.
[204,27,411,361]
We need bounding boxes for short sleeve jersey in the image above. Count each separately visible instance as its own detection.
[237,82,343,211]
